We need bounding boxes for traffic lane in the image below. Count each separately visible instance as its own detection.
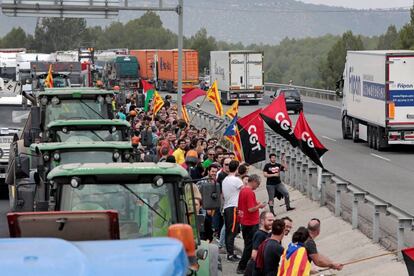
[0,200,9,237]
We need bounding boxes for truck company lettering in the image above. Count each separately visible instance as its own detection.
[363,81,385,101]
[275,112,293,134]
[349,74,361,96]
[159,58,171,71]
[247,125,262,151]
[247,60,262,65]
[397,83,414,89]
[214,62,225,80]
[301,132,314,148]
[231,59,244,64]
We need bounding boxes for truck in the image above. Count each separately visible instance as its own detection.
[0,95,30,195]
[16,53,55,93]
[30,61,82,90]
[210,50,264,105]
[339,50,414,150]
[130,49,199,92]
[102,55,139,89]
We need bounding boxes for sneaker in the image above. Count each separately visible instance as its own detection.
[236,267,245,274]
[286,207,296,211]
[227,255,240,262]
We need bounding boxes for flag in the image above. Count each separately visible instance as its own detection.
[226,99,239,120]
[141,79,154,94]
[44,64,54,88]
[152,91,164,115]
[144,89,155,112]
[206,80,223,116]
[224,116,243,161]
[182,105,190,125]
[293,112,327,168]
[182,88,206,105]
[403,247,414,276]
[237,109,266,164]
[260,94,297,147]
[277,244,311,276]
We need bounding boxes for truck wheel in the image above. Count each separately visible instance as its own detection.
[372,128,378,150]
[368,126,373,148]
[352,119,359,142]
[342,116,351,139]
[376,127,388,151]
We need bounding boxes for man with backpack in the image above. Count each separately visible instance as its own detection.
[255,219,285,276]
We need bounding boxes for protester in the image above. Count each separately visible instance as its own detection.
[173,138,187,165]
[305,218,343,271]
[262,219,285,276]
[237,174,267,274]
[281,216,293,236]
[222,160,243,262]
[263,153,294,214]
[278,227,311,276]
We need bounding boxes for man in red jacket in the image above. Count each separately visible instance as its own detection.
[236,174,266,274]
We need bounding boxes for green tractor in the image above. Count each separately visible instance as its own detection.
[39,162,221,275]
[6,88,117,195]
[9,141,134,212]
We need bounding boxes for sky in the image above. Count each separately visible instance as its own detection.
[300,0,413,9]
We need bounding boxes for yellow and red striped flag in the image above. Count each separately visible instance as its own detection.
[206,80,223,116]
[277,246,311,276]
[44,64,54,88]
[226,99,239,119]
[182,104,190,125]
[226,131,243,161]
[152,91,164,115]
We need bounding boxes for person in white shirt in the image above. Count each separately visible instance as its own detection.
[222,160,243,262]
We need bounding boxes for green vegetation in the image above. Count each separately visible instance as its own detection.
[2,6,414,90]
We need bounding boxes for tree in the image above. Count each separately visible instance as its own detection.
[319,31,364,89]
[186,28,217,73]
[32,18,88,52]
[0,27,28,48]
[377,25,399,50]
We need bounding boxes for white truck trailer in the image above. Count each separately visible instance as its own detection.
[210,50,264,105]
[340,50,414,150]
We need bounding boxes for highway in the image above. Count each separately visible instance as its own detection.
[183,92,414,215]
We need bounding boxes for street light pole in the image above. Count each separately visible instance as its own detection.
[177,0,183,117]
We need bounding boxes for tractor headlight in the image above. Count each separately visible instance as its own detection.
[53,152,60,161]
[70,177,81,188]
[40,97,48,105]
[43,153,50,162]
[113,151,120,161]
[51,96,60,105]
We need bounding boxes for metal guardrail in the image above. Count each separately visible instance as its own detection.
[264,82,341,102]
[186,105,414,258]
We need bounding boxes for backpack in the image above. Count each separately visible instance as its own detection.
[255,238,270,273]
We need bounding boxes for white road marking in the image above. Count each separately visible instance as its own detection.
[370,153,391,162]
[303,100,341,109]
[322,136,337,142]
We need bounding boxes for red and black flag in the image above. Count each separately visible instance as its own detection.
[260,94,297,147]
[403,247,414,276]
[293,112,327,168]
[237,109,266,165]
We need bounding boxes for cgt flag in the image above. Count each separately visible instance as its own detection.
[403,247,414,276]
[237,109,266,164]
[260,93,297,147]
[293,112,327,168]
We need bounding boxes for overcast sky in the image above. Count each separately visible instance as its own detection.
[300,0,413,9]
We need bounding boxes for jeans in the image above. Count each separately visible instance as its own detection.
[219,224,225,247]
[266,183,291,210]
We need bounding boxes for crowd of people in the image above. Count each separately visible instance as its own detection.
[113,89,343,275]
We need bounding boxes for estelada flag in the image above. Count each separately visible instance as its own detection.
[226,99,239,120]
[182,105,190,125]
[260,93,297,147]
[44,64,54,88]
[403,247,414,276]
[152,91,164,115]
[237,109,266,164]
[224,115,243,161]
[206,80,223,116]
[277,244,311,276]
[293,112,327,168]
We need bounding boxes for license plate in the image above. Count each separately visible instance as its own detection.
[0,174,6,179]
[247,94,255,98]
[286,99,295,102]
[0,137,13,144]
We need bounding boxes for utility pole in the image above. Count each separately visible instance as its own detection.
[177,0,183,117]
